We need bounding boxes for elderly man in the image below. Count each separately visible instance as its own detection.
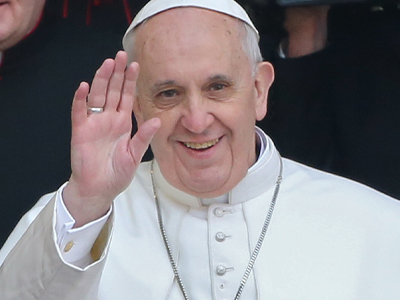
[1,0,400,299]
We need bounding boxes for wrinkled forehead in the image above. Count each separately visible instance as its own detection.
[122,0,258,50]
[127,7,248,67]
[138,7,242,40]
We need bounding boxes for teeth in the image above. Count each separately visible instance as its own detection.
[184,138,219,150]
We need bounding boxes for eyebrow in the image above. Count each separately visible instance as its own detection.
[208,74,231,82]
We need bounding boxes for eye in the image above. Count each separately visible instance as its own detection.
[158,89,178,98]
[153,88,182,109]
[210,83,226,91]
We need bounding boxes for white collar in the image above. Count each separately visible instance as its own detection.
[152,127,281,208]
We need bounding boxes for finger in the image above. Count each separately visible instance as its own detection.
[129,118,161,163]
[72,82,90,127]
[87,58,115,109]
[105,51,128,111]
[119,62,139,113]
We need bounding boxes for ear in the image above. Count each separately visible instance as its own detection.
[254,62,274,121]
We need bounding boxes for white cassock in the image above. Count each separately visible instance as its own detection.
[1,128,400,300]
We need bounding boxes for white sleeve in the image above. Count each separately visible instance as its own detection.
[0,192,112,300]
[55,183,112,267]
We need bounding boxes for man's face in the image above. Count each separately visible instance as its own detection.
[0,0,46,50]
[134,7,273,198]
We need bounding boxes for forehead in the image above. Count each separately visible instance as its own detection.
[133,7,249,81]
[135,7,244,60]
[139,7,242,34]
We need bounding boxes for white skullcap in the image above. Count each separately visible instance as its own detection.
[122,0,258,50]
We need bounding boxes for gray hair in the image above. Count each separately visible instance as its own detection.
[123,17,263,77]
[240,21,263,76]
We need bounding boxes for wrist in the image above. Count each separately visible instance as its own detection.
[62,180,113,228]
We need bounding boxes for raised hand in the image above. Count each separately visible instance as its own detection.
[63,51,161,227]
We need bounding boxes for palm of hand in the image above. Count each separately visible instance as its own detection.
[71,105,135,201]
[63,51,160,226]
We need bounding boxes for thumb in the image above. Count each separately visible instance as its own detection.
[129,118,161,163]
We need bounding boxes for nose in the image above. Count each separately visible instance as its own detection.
[180,96,214,134]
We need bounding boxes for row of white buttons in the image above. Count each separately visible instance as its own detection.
[213,207,234,277]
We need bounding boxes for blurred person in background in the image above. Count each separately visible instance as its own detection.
[0,0,122,246]
[243,0,400,198]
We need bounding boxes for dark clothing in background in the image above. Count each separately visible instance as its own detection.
[0,9,121,246]
[259,4,400,199]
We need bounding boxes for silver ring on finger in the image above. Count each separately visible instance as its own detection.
[87,106,104,114]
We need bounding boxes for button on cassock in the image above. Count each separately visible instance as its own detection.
[216,265,227,276]
[216,265,234,276]
[215,232,227,242]
[214,208,224,217]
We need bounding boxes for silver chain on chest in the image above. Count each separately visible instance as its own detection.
[150,158,283,300]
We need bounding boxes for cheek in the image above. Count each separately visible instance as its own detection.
[227,98,257,127]
[135,94,158,123]
[225,104,257,145]
[15,4,34,27]
[150,113,175,144]
[150,128,175,169]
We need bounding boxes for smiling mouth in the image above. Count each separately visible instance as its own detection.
[183,138,219,150]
